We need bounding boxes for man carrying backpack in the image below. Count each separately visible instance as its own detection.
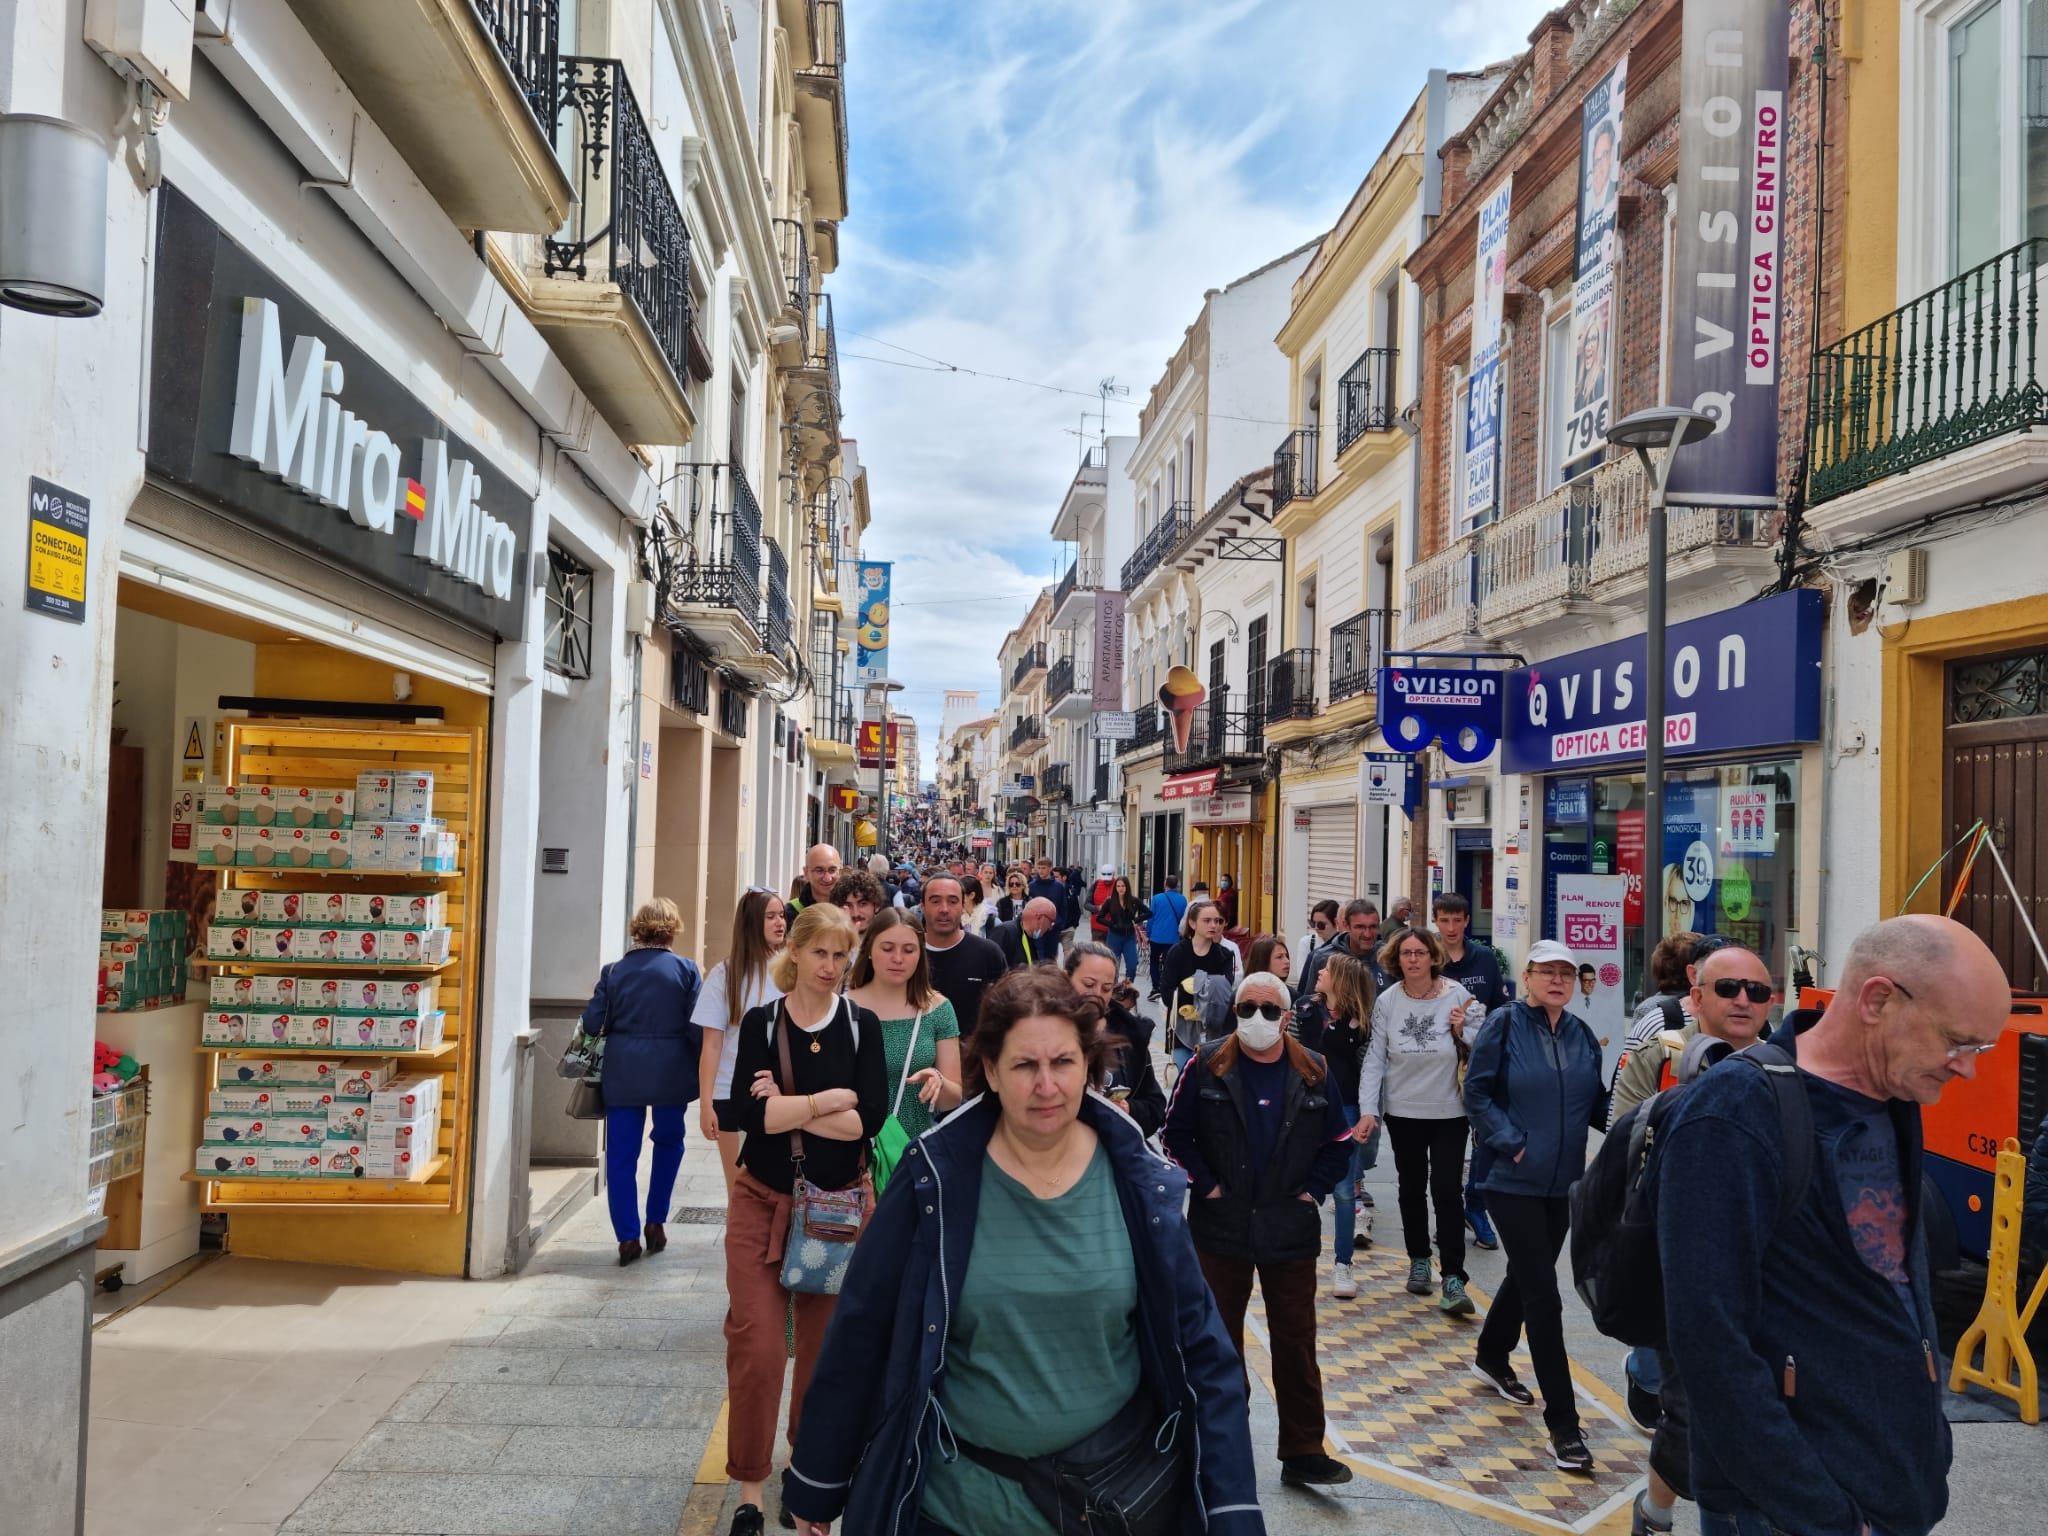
[1656,917,2009,1536]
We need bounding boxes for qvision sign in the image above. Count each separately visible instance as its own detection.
[146,185,529,639]
[229,298,519,603]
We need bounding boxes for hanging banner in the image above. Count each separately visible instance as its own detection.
[1460,178,1513,529]
[1566,58,1628,464]
[855,561,892,683]
[1556,873,1629,1079]
[1092,590,1127,709]
[1669,0,1791,506]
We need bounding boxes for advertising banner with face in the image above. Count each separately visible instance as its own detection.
[1566,59,1628,465]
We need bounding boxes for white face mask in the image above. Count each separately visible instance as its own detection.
[1236,1012,1283,1052]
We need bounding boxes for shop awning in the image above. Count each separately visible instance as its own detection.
[1161,769,1219,801]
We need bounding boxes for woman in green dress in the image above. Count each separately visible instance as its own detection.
[846,908,961,1137]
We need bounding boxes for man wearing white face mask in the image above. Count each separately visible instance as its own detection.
[1164,970,1356,1489]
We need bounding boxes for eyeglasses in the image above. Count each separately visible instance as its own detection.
[1234,1000,1286,1022]
[1529,963,1578,979]
[1888,979,2002,1059]
[1711,978,1773,1004]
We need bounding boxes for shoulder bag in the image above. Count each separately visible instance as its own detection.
[776,1000,868,1296]
[869,1007,926,1196]
[560,963,612,1120]
[957,1387,1191,1536]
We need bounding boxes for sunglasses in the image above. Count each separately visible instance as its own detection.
[1234,1000,1286,1022]
[1710,978,1773,1004]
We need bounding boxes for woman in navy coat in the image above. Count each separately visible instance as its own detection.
[583,898,703,1264]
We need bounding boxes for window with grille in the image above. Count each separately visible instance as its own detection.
[545,544,593,679]
[1950,647,2048,723]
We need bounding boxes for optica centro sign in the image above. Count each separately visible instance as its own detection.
[1379,667,1502,764]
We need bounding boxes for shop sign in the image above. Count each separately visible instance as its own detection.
[829,786,861,811]
[1501,590,1820,774]
[856,721,900,769]
[1720,784,1772,854]
[1092,591,1126,709]
[1161,769,1220,801]
[1094,709,1136,740]
[1380,666,1502,763]
[1556,872,1629,1077]
[1547,779,1591,825]
[146,187,528,639]
[1361,755,1407,806]
[25,476,89,623]
[1191,790,1254,825]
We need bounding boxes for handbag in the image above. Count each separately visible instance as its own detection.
[560,963,612,1120]
[957,1389,1191,1536]
[775,1000,867,1296]
[869,1008,926,1196]
[564,1076,606,1121]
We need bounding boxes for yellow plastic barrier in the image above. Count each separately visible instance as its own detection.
[1947,1137,2048,1423]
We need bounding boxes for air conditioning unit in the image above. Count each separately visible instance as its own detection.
[84,0,196,101]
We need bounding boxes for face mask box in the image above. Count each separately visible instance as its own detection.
[325,1101,369,1139]
[370,1076,442,1123]
[392,979,439,1015]
[324,977,381,1012]
[273,1087,335,1116]
[197,825,239,867]
[321,1143,366,1176]
[354,773,394,821]
[375,928,451,966]
[207,1087,272,1115]
[195,1146,262,1177]
[250,927,295,961]
[254,1013,293,1046]
[340,894,393,928]
[265,1116,328,1147]
[242,826,284,867]
[281,786,354,829]
[356,1013,442,1051]
[293,929,347,962]
[259,1146,324,1176]
[366,1115,437,1154]
[253,975,299,1008]
[388,774,435,819]
[218,1057,291,1087]
[202,1012,252,1046]
[362,1143,426,1180]
[334,1061,397,1096]
[393,894,445,928]
[201,1115,267,1143]
[285,1015,335,1048]
[350,823,389,869]
[280,826,352,869]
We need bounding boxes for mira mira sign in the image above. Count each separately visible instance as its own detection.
[228,298,518,603]
[146,185,529,639]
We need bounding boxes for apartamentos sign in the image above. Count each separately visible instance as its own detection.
[145,185,529,639]
[1500,590,1820,773]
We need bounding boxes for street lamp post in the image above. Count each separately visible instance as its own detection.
[1604,406,1717,990]
[866,677,905,868]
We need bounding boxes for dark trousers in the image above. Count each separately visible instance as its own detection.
[1386,1114,1469,1280]
[604,1103,685,1244]
[1474,1192,1579,1437]
[1148,941,1169,997]
[1197,1249,1325,1459]
[1465,1134,1494,1215]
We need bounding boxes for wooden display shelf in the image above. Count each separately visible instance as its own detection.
[182,1154,448,1190]
[197,1042,457,1060]
[193,959,452,974]
[226,867,465,882]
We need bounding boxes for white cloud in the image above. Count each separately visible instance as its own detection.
[839,0,1554,784]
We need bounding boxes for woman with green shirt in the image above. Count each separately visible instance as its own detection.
[783,967,1265,1536]
[846,908,962,1137]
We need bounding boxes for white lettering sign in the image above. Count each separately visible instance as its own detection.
[1548,713,1700,764]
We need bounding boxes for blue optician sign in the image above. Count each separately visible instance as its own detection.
[1501,590,1822,775]
[1379,666,1503,764]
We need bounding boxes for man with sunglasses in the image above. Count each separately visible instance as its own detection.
[1657,916,2008,1536]
[1611,945,1772,1121]
[1163,970,1355,1489]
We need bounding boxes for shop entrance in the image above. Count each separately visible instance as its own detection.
[1452,829,1494,946]
[1944,647,2048,992]
[1139,810,1184,898]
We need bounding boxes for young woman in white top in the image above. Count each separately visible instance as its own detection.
[960,874,999,940]
[1361,925,1478,1317]
[693,887,788,1192]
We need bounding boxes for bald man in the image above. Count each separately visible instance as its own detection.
[1656,917,2006,1536]
[788,844,841,915]
[992,896,1059,971]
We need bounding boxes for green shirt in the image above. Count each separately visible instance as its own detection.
[920,1142,1140,1536]
[878,998,961,1139]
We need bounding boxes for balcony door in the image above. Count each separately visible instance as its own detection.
[1941,0,2048,275]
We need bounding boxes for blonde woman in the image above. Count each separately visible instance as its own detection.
[581,898,703,1266]
[694,887,788,1192]
[716,903,888,1534]
[846,908,963,1138]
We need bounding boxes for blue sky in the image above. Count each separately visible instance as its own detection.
[836,0,1556,781]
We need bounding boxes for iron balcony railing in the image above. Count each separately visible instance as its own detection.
[773,216,812,326]
[1164,692,1263,772]
[1272,427,1320,511]
[1079,443,1108,472]
[1402,535,1483,649]
[1579,454,1776,586]
[1043,763,1072,803]
[1478,476,1592,628]
[1010,643,1046,691]
[802,0,845,78]
[548,57,691,392]
[765,538,792,657]
[671,643,710,715]
[808,489,841,595]
[1046,655,1076,704]
[1808,236,2048,503]
[808,290,841,408]
[1116,707,1164,757]
[1337,347,1399,452]
[811,686,858,744]
[1265,649,1318,723]
[1328,608,1396,704]
[668,463,763,637]
[1009,715,1045,752]
[1121,507,1191,590]
[1052,557,1102,614]
[474,0,561,131]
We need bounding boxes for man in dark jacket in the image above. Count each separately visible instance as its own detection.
[1164,970,1354,1489]
[992,896,1059,971]
[1657,916,2007,1536]
[1296,898,1383,1002]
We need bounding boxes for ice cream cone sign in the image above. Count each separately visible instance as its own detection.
[1160,666,1206,752]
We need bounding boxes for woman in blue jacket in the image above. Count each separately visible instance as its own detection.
[782,966,1265,1536]
[1461,938,1605,1475]
[582,898,703,1265]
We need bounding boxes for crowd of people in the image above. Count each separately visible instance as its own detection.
[579,838,2006,1536]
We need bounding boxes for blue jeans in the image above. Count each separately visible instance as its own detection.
[1332,1106,1383,1263]
[1172,1043,1194,1075]
[1627,1344,1663,1394]
[605,1103,686,1244]
[1102,929,1139,978]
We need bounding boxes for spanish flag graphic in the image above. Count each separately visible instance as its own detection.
[402,479,427,521]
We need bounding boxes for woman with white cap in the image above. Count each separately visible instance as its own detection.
[1461,938,1606,1476]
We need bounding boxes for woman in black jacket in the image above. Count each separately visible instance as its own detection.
[1095,874,1142,981]
[1063,942,1166,1138]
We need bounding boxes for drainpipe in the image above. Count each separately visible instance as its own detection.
[624,633,643,947]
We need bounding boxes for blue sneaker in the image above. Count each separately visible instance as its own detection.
[1466,1206,1499,1250]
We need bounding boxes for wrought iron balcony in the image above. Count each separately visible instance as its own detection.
[787,290,842,465]
[664,462,763,641]
[476,0,562,129]
[1043,764,1073,804]
[547,57,691,394]
[1121,508,1191,590]
[1264,649,1319,723]
[1478,476,1593,629]
[1052,557,1102,616]
[1163,692,1263,773]
[811,686,858,744]
[1009,715,1046,752]
[1010,643,1047,691]
[1579,454,1776,589]
[808,489,841,596]
[1328,608,1395,704]
[1336,347,1398,452]
[1046,655,1077,704]
[773,215,813,327]
[1809,236,2048,503]
[764,538,792,658]
[1080,443,1108,471]
[1272,427,1320,511]
[1402,535,1483,650]
[1116,707,1165,758]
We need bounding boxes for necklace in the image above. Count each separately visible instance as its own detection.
[1402,979,1438,1000]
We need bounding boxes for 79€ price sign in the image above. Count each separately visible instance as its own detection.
[26,477,90,624]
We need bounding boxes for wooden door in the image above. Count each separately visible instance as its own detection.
[1944,650,2048,992]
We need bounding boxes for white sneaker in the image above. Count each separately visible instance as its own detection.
[1332,1262,1359,1299]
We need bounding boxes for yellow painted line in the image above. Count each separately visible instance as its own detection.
[695,1396,731,1484]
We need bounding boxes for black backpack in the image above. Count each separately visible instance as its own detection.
[1568,1041,1813,1348]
